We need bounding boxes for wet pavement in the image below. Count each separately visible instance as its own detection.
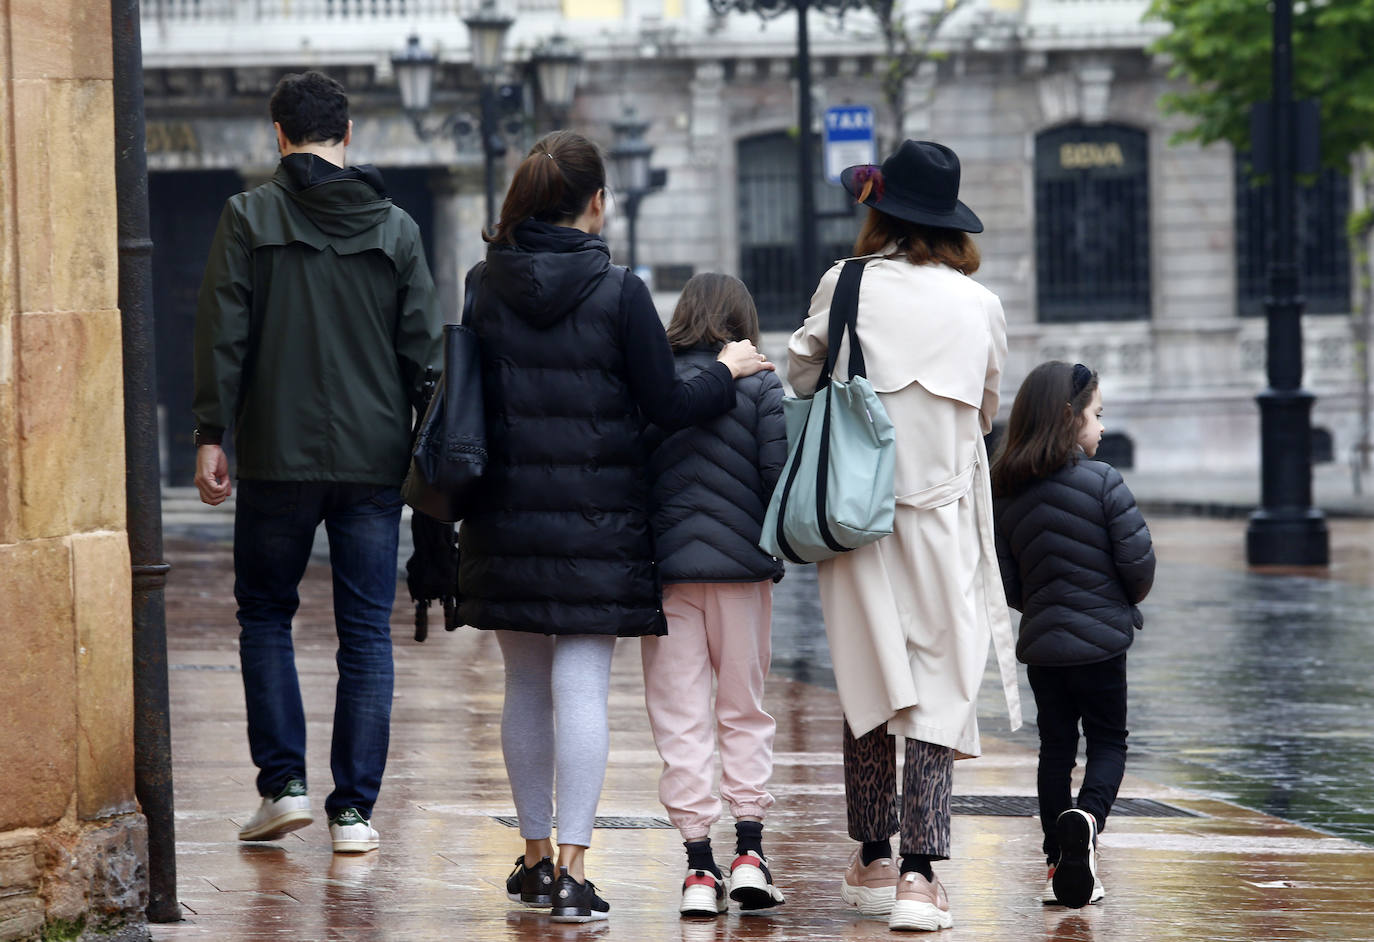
[150,506,1374,940]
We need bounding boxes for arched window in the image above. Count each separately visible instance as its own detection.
[737,132,862,330]
[1034,123,1151,322]
[1235,157,1351,316]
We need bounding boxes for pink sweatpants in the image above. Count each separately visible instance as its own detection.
[640,580,777,840]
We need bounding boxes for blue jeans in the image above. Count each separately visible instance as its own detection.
[234,480,403,820]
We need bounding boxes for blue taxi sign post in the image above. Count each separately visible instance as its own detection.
[824,105,876,183]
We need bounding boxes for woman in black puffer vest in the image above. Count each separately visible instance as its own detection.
[991,361,1154,910]
[459,131,775,922]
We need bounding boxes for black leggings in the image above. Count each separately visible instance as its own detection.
[1028,654,1128,863]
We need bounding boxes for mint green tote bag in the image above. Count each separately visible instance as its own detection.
[760,260,895,564]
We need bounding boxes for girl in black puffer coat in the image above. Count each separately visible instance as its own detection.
[991,361,1155,911]
[641,274,789,916]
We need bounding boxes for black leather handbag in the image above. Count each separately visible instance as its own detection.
[400,264,487,523]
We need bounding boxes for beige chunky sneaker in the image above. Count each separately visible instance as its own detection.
[888,870,953,932]
[840,849,898,917]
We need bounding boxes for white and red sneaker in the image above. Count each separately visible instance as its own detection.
[728,851,785,911]
[680,869,728,917]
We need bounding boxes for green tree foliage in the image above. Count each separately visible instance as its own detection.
[1148,1,1374,472]
[1145,0,1374,170]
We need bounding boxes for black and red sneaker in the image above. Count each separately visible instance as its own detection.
[680,869,728,917]
[729,851,785,911]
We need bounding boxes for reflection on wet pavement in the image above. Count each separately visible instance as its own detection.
[771,517,1374,845]
[151,516,1374,941]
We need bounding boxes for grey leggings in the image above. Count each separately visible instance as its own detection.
[495,631,617,848]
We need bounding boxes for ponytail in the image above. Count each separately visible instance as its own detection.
[486,130,606,245]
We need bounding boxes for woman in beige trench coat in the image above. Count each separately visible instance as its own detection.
[787,141,1021,933]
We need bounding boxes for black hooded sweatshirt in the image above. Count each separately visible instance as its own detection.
[457,221,737,636]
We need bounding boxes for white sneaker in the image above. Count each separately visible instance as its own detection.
[238,779,313,842]
[1042,865,1105,905]
[329,808,380,854]
[1051,809,1100,908]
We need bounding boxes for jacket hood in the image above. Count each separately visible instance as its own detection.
[484,221,612,329]
[276,154,392,238]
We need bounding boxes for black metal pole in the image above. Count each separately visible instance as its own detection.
[795,0,820,308]
[1245,0,1329,565]
[480,81,504,231]
[627,193,640,272]
[111,0,180,922]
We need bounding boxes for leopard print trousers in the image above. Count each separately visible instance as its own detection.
[842,721,953,859]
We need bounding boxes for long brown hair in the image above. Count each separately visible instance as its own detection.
[665,273,760,351]
[990,361,1100,498]
[485,130,605,245]
[852,208,981,274]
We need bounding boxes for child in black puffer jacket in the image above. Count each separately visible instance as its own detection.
[990,361,1155,911]
[641,273,789,918]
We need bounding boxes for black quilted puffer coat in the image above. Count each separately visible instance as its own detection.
[647,345,788,584]
[457,223,736,637]
[993,459,1155,666]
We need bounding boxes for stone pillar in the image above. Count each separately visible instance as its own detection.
[689,61,732,276]
[429,167,488,319]
[0,1,150,938]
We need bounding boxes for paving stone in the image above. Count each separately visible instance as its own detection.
[149,516,1374,941]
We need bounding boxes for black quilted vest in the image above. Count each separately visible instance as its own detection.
[457,230,665,637]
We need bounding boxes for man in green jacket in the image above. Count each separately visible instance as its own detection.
[192,70,442,856]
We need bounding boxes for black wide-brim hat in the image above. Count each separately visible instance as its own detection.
[840,140,983,234]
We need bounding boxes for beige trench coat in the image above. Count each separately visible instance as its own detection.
[788,252,1022,758]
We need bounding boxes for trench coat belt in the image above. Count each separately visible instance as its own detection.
[894,445,1023,732]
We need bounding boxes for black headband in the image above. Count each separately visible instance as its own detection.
[1070,363,1093,399]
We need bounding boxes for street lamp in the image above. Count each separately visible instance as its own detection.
[708,0,861,314]
[463,0,515,230]
[1245,0,1329,566]
[609,107,666,272]
[391,0,515,230]
[531,33,583,129]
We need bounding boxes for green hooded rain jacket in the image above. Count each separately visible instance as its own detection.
[192,155,442,485]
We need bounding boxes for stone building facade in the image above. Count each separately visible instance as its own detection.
[1,2,149,941]
[141,0,1367,478]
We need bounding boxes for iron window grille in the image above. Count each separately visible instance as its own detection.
[738,132,863,331]
[1235,156,1351,316]
[1034,123,1152,323]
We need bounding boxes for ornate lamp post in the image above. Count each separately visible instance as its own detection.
[463,0,515,230]
[609,107,665,272]
[707,0,860,310]
[1245,0,1329,565]
[392,0,515,230]
[532,33,583,129]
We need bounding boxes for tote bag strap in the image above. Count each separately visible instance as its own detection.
[818,259,868,390]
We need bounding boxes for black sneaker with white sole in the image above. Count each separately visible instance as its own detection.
[505,855,556,907]
[550,868,610,923]
[1051,808,1099,909]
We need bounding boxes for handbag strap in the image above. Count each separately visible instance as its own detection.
[459,261,485,326]
[817,259,868,390]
